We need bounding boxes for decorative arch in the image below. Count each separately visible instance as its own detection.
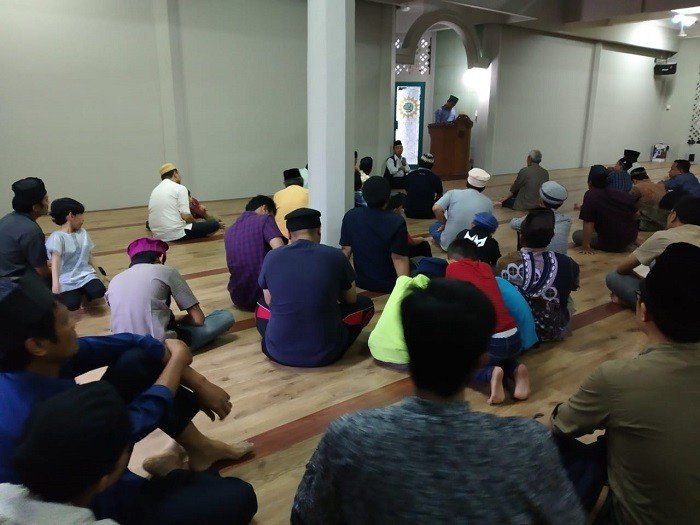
[397,9,491,69]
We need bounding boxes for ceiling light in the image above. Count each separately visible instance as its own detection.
[673,7,700,15]
[672,14,697,25]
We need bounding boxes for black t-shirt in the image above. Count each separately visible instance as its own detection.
[455,225,502,267]
[404,168,443,219]
[0,212,48,278]
[340,207,409,293]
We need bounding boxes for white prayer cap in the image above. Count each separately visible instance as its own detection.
[467,168,491,188]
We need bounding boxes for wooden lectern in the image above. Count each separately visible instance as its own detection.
[428,115,473,181]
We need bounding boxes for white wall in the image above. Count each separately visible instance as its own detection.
[488,27,594,174]
[586,47,665,165]
[0,0,394,214]
[0,0,165,214]
[431,25,685,175]
[658,37,700,164]
[175,0,308,199]
[433,30,479,120]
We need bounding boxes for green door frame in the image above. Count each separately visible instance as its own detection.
[394,81,426,168]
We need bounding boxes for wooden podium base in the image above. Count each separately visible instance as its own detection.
[428,115,473,182]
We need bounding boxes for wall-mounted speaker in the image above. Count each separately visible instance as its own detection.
[654,63,677,75]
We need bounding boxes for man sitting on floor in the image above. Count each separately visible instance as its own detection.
[293,278,583,523]
[455,212,501,267]
[0,178,50,280]
[225,195,285,311]
[383,140,409,190]
[499,209,579,342]
[404,153,443,219]
[664,159,700,197]
[572,165,637,253]
[106,237,234,351]
[430,168,493,252]
[605,157,633,193]
[256,208,375,367]
[148,163,220,242]
[510,181,571,255]
[446,239,529,405]
[629,167,668,232]
[0,273,256,525]
[498,149,549,210]
[606,196,700,308]
[552,242,700,524]
[273,168,309,236]
[340,177,410,293]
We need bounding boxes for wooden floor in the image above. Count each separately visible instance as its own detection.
[41,162,669,524]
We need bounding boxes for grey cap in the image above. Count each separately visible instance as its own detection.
[539,181,568,208]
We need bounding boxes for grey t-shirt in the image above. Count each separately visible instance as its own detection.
[435,189,493,250]
[106,263,198,341]
[0,212,47,278]
[293,396,584,524]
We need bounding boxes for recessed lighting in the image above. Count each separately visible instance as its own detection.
[400,6,411,12]
[673,7,700,15]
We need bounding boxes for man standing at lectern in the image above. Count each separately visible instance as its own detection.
[434,95,458,124]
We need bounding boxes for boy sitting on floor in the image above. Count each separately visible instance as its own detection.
[455,212,501,268]
[446,238,529,404]
[46,198,107,311]
[106,237,234,351]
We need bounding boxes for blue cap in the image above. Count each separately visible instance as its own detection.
[473,212,498,233]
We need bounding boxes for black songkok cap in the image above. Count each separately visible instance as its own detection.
[11,177,47,207]
[362,176,391,208]
[624,149,640,162]
[14,382,130,503]
[448,95,459,103]
[285,207,321,232]
[283,168,302,181]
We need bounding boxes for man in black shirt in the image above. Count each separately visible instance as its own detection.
[340,177,410,293]
[0,178,50,280]
[404,153,443,219]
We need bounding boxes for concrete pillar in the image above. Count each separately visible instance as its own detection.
[307,0,355,246]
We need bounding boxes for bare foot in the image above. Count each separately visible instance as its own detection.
[487,367,506,405]
[513,364,531,401]
[610,293,620,304]
[143,450,188,477]
[188,439,253,472]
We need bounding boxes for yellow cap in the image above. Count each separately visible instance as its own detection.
[159,163,177,176]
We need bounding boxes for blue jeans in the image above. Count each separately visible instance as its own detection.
[474,330,522,383]
[429,221,443,244]
[605,270,639,308]
[177,310,235,351]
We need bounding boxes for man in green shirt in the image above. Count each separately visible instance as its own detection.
[552,242,700,524]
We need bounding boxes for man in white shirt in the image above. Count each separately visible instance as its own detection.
[148,163,220,242]
[383,140,409,189]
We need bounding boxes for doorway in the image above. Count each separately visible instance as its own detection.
[394,82,425,166]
